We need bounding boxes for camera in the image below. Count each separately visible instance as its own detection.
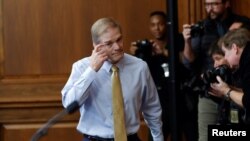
[190,21,204,37]
[183,65,232,97]
[182,65,237,125]
[202,65,231,86]
[134,39,153,60]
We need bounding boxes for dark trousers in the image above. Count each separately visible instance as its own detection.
[83,134,141,141]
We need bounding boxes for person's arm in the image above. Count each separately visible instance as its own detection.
[226,89,244,107]
[61,44,108,107]
[61,60,99,107]
[140,63,164,141]
[181,24,195,63]
[209,76,244,107]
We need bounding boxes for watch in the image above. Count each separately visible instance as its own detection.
[225,89,232,101]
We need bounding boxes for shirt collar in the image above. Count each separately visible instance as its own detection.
[102,55,126,73]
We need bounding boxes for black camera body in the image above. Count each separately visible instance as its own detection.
[183,65,232,97]
[135,39,153,60]
[202,65,231,86]
[190,21,204,37]
[183,65,239,125]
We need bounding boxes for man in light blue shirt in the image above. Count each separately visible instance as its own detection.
[61,17,163,141]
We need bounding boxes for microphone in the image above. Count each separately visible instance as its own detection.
[30,101,79,141]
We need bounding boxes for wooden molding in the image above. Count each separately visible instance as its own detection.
[0,0,4,77]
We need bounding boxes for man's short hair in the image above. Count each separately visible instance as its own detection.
[218,28,250,49]
[208,39,224,56]
[150,11,167,21]
[91,17,122,44]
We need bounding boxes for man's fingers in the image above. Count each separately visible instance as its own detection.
[216,76,223,82]
[94,43,107,52]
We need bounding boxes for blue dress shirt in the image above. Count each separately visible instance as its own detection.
[61,53,163,141]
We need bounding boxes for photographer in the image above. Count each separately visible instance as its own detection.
[204,39,244,125]
[210,28,250,124]
[130,11,169,141]
[181,0,250,141]
[130,11,168,58]
[205,42,231,125]
[131,11,197,141]
[130,11,169,99]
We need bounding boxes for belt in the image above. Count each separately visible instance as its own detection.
[84,133,139,141]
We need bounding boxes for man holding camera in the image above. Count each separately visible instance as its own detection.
[130,11,168,58]
[209,28,250,124]
[131,11,198,141]
[182,0,250,141]
[130,11,170,141]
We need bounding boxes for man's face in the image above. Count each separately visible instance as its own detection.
[205,0,228,20]
[221,44,240,70]
[212,53,229,68]
[98,27,124,64]
[149,15,167,40]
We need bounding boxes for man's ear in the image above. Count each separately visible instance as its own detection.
[231,43,239,54]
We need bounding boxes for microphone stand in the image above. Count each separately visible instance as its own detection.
[30,101,79,141]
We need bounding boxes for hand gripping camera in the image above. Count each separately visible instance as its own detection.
[190,21,204,37]
[134,39,153,60]
[202,64,232,87]
[182,65,232,97]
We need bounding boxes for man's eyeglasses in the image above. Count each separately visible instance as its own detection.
[204,2,223,8]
